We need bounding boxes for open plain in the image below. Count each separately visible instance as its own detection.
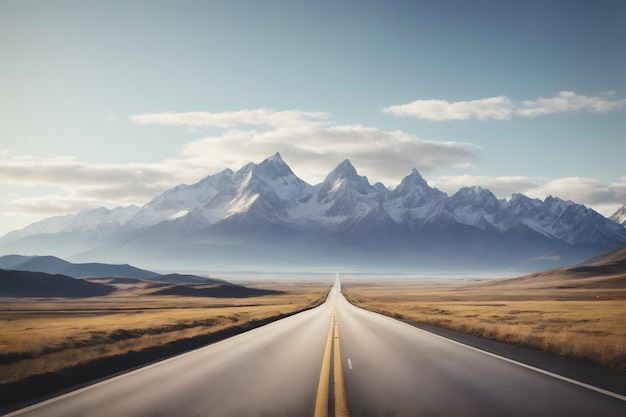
[4,278,625,417]
[0,281,328,386]
[342,259,626,372]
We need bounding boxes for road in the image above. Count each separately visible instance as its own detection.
[5,277,626,417]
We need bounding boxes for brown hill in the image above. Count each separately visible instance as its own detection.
[1,270,282,299]
[149,283,284,298]
[0,269,115,297]
[577,246,626,266]
[84,276,283,298]
[482,246,626,290]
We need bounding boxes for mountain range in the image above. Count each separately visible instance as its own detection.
[2,153,625,271]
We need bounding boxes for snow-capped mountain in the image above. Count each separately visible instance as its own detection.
[126,152,311,231]
[2,153,625,271]
[2,205,140,241]
[291,159,387,231]
[609,205,626,226]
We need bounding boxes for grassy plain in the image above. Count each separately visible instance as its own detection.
[0,283,328,384]
[342,273,626,371]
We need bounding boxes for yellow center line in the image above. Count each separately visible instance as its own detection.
[314,310,349,417]
[314,313,335,417]
[333,312,349,417]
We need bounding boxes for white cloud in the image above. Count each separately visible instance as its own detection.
[10,194,105,216]
[3,104,622,234]
[130,109,331,129]
[516,91,626,117]
[0,111,478,226]
[180,121,478,185]
[383,96,514,121]
[384,91,626,121]
[0,156,188,188]
[529,177,626,207]
[0,155,204,224]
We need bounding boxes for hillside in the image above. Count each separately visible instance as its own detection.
[0,270,115,297]
[0,268,282,299]
[83,276,282,298]
[0,255,222,284]
[0,255,158,279]
[577,246,626,266]
[479,246,626,290]
[149,284,283,298]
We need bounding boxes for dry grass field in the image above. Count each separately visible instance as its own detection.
[0,282,328,384]
[342,263,626,372]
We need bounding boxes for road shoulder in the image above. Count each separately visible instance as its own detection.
[399,319,626,397]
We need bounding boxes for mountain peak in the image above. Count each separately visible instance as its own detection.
[450,186,499,210]
[399,168,427,187]
[317,159,375,203]
[333,159,357,176]
[453,186,495,199]
[544,195,575,212]
[246,152,298,181]
[267,152,284,162]
[508,193,541,208]
[467,185,486,194]
[259,152,288,168]
[393,168,434,198]
[235,153,310,207]
[323,159,370,186]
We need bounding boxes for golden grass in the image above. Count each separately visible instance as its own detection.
[0,284,328,384]
[342,280,626,371]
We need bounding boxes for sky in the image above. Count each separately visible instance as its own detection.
[1,0,625,236]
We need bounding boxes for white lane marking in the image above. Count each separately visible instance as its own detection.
[347,358,353,369]
[355,305,626,402]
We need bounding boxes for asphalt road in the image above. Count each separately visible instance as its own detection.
[6,278,626,417]
[335,291,626,416]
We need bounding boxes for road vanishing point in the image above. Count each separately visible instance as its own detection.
[5,277,626,417]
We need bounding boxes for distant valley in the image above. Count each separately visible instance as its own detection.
[0,255,277,298]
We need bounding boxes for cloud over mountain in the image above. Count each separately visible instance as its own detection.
[2,154,624,272]
[1,100,623,235]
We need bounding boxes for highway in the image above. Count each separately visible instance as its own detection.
[6,278,626,417]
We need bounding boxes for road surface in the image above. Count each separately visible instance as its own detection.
[5,278,625,416]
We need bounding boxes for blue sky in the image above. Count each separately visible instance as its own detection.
[1,0,625,235]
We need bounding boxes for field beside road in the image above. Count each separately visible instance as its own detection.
[343,276,626,371]
[342,266,626,372]
[0,282,328,385]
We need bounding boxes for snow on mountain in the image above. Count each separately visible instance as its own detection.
[385,169,445,225]
[125,152,312,231]
[609,205,626,226]
[308,160,380,224]
[2,153,625,270]
[124,168,235,229]
[506,196,625,246]
[2,205,140,241]
[446,186,502,229]
[222,152,311,223]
